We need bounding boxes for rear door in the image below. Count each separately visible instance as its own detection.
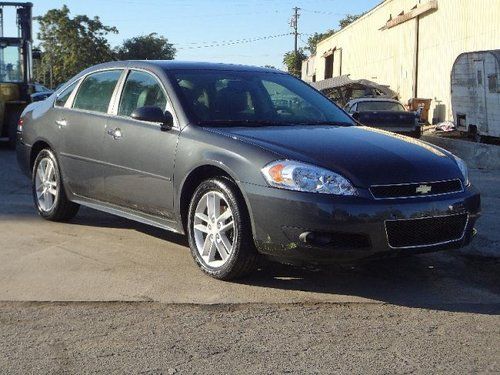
[57,69,123,199]
[101,69,179,220]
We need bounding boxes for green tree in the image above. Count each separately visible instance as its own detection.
[115,33,176,60]
[338,13,365,29]
[305,29,335,55]
[283,49,307,77]
[35,5,118,87]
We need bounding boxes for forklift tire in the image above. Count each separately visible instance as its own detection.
[7,108,21,149]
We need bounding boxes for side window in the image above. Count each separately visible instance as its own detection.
[55,81,78,107]
[73,70,122,113]
[118,71,167,117]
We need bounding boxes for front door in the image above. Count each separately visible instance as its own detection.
[57,69,123,199]
[101,70,179,220]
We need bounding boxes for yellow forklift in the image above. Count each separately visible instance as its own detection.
[0,2,34,148]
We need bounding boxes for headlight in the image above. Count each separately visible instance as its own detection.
[453,155,469,186]
[261,160,357,195]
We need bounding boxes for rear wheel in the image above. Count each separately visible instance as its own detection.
[32,149,80,221]
[187,178,258,280]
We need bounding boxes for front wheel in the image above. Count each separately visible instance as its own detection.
[32,149,80,221]
[187,178,258,280]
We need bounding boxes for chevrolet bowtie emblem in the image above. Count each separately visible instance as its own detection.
[416,184,432,194]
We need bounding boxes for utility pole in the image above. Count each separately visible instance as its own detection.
[290,7,300,54]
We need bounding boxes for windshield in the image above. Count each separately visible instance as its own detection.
[169,70,353,126]
[357,101,405,112]
[0,46,23,83]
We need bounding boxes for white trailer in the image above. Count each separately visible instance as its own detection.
[451,50,500,139]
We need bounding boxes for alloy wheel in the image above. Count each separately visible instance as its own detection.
[35,157,58,212]
[193,191,237,268]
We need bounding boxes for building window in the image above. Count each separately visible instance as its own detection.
[325,54,334,79]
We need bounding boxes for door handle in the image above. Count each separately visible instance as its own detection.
[106,127,122,140]
[55,119,67,128]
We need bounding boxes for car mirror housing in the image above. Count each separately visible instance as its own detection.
[131,106,173,130]
[162,111,174,131]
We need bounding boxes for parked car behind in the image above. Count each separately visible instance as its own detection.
[345,98,421,138]
[30,83,54,102]
[17,61,480,280]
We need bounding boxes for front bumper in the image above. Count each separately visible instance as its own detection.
[242,182,480,264]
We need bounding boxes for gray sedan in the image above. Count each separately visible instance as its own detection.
[17,61,480,280]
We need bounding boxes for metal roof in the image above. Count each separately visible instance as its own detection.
[309,75,397,98]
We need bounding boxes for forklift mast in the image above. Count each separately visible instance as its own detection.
[0,2,33,86]
[0,2,33,145]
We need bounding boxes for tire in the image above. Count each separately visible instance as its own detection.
[187,177,259,280]
[7,108,21,149]
[32,149,80,221]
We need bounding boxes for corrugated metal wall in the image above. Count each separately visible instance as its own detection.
[303,0,500,122]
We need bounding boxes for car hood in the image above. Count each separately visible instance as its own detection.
[208,125,462,187]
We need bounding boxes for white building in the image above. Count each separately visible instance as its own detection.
[301,0,500,123]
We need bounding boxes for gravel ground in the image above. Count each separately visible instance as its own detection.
[0,302,499,374]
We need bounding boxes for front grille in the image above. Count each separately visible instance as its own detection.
[371,179,463,199]
[385,214,468,248]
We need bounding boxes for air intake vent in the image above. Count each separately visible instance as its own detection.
[385,214,468,248]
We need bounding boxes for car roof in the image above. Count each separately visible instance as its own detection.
[82,60,285,74]
[347,97,402,106]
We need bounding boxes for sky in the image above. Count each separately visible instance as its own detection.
[5,0,381,69]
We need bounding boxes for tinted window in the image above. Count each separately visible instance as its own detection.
[73,70,122,113]
[356,101,405,112]
[171,70,353,126]
[118,71,167,117]
[55,81,78,107]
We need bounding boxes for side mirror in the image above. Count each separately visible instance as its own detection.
[162,111,174,131]
[130,106,174,131]
[352,111,360,121]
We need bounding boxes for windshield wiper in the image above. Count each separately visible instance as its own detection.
[196,119,354,127]
[293,121,354,127]
[196,119,287,127]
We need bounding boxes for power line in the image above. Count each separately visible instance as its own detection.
[174,33,292,50]
[301,8,350,16]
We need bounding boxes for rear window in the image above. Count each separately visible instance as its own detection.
[357,101,405,112]
[73,70,122,113]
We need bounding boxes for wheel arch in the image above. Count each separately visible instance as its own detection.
[30,138,56,172]
[177,162,255,237]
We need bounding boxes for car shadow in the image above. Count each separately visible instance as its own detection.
[243,254,500,314]
[72,208,500,315]
[71,207,189,247]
